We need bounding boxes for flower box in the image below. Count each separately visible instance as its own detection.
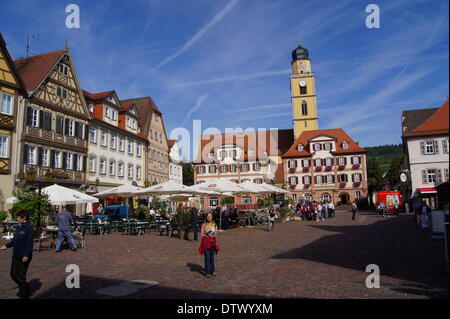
[352,164,360,169]
[303,184,310,189]
[325,166,333,171]
[353,182,361,187]
[302,167,310,172]
[339,182,346,188]
[338,165,346,170]
[288,167,296,174]
[289,184,296,190]
[315,166,322,172]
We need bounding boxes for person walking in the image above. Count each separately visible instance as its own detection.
[55,206,78,252]
[351,200,358,221]
[198,213,220,278]
[419,201,431,229]
[328,201,335,218]
[268,206,276,231]
[0,211,34,299]
[191,206,199,241]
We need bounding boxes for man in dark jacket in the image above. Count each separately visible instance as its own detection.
[55,206,78,252]
[1,211,34,299]
[191,206,199,241]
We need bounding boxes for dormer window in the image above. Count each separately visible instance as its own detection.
[313,143,322,151]
[342,141,349,150]
[325,143,332,151]
[297,144,304,152]
[88,103,94,113]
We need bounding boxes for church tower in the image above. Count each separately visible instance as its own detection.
[290,41,319,139]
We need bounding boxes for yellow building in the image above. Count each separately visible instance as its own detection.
[0,33,26,210]
[290,41,318,139]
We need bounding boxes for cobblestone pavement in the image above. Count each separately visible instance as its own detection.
[0,211,448,299]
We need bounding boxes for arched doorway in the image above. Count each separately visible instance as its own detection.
[339,192,350,204]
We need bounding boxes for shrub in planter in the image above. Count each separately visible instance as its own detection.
[173,209,191,239]
[12,190,51,228]
[257,199,265,208]
[0,210,8,223]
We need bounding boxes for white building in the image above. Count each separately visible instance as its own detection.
[167,139,183,184]
[83,90,148,193]
[402,100,449,209]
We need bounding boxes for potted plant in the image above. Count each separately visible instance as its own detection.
[279,208,289,222]
[174,208,191,240]
[0,210,8,232]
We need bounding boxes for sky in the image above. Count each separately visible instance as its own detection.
[1,0,448,161]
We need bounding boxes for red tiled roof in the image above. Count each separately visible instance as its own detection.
[82,89,115,101]
[196,129,295,163]
[404,100,449,137]
[281,128,366,158]
[14,49,66,92]
[120,97,161,135]
[119,103,134,112]
[167,139,177,148]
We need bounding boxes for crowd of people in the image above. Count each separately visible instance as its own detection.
[293,201,336,222]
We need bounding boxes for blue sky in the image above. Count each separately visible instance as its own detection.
[1,0,448,160]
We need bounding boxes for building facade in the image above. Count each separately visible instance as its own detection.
[401,100,449,209]
[13,48,90,192]
[0,34,26,210]
[83,90,148,193]
[168,139,183,184]
[120,97,169,186]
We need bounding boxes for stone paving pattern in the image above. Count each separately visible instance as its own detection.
[0,211,448,299]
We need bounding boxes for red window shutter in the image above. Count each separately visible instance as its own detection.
[288,161,291,168]
[445,168,449,181]
[345,174,348,182]
[434,140,439,154]
[332,175,335,183]
[351,174,354,182]
[302,176,305,184]
[420,141,425,155]
[421,169,427,184]
[295,177,299,184]
[350,157,354,165]
[359,156,362,165]
[294,160,298,167]
[437,169,443,183]
[344,157,347,165]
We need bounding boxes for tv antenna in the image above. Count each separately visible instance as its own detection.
[19,33,39,59]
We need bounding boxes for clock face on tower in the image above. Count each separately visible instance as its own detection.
[299,80,306,87]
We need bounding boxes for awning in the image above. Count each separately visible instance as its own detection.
[416,188,437,194]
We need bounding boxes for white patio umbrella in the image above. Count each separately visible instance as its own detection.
[240,181,274,194]
[41,184,99,205]
[137,180,201,196]
[5,196,18,204]
[260,183,290,194]
[93,184,143,198]
[188,179,255,230]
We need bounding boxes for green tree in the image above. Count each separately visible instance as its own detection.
[385,154,404,190]
[182,162,194,186]
[367,157,384,196]
[12,190,52,228]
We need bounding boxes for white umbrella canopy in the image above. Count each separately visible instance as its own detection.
[137,180,201,196]
[260,183,290,194]
[188,179,255,195]
[41,184,99,205]
[93,184,143,198]
[240,181,274,194]
[5,196,18,204]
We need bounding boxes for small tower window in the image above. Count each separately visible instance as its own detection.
[301,101,308,116]
[300,84,307,95]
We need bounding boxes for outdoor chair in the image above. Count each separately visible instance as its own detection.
[73,227,86,248]
[170,222,180,238]
[33,227,52,252]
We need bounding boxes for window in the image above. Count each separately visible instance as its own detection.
[315,158,322,167]
[118,163,124,177]
[289,176,297,185]
[254,178,263,184]
[0,135,9,158]
[109,161,116,176]
[339,157,346,165]
[56,86,68,99]
[111,110,116,120]
[297,144,304,152]
[427,169,437,183]
[76,155,83,171]
[99,159,106,174]
[198,166,206,174]
[110,135,116,149]
[301,101,308,115]
[354,173,361,182]
[67,119,74,136]
[304,176,311,185]
[300,84,307,94]
[353,156,360,165]
[128,165,133,179]
[54,151,61,168]
[303,159,310,167]
[100,131,107,146]
[230,164,237,173]
[342,141,349,150]
[425,140,435,154]
[136,144,142,157]
[242,196,252,204]
[220,150,227,158]
[26,146,36,164]
[325,158,333,166]
[90,127,97,143]
[241,164,249,172]
[254,162,261,171]
[1,93,13,115]
[65,153,72,169]
[221,165,227,173]
[56,116,64,134]
[316,175,323,184]
[105,106,110,118]
[128,141,133,154]
[59,64,69,75]
[41,149,49,167]
[88,103,94,113]
[136,166,141,180]
[28,107,39,127]
[314,143,321,151]
[356,191,361,199]
[443,139,449,154]
[89,157,96,172]
[339,174,347,183]
[209,197,219,207]
[325,143,332,151]
[326,175,334,184]
[119,137,125,152]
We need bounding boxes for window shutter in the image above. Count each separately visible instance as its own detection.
[50,150,55,168]
[82,156,87,171]
[420,141,425,155]
[252,163,256,170]
[64,118,70,135]
[62,152,67,169]
[437,169,442,183]
[351,174,354,182]
[421,169,427,184]
[84,124,89,140]
[288,160,291,168]
[38,110,43,128]
[344,157,347,165]
[445,168,449,181]
[23,144,28,164]
[302,176,305,184]
[332,175,335,183]
[56,116,62,134]
[294,176,298,185]
[434,140,439,154]
[75,122,80,138]
[26,107,33,126]
[37,147,42,166]
[73,154,77,171]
